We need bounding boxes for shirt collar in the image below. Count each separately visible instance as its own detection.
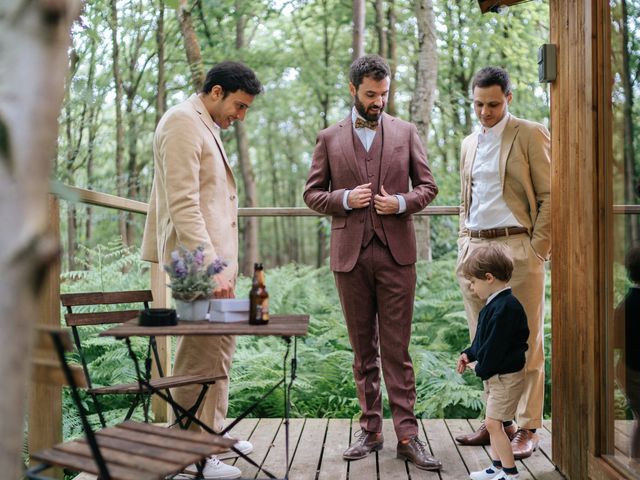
[486,286,511,305]
[478,112,510,138]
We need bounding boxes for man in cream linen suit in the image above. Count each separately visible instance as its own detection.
[454,66,551,461]
[141,61,262,480]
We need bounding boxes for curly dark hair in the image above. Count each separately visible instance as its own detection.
[349,54,391,90]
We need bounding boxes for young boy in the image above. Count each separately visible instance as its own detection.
[457,244,530,480]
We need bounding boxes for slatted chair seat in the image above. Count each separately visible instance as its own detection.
[26,328,235,480]
[60,290,218,427]
[88,373,222,395]
[31,421,232,480]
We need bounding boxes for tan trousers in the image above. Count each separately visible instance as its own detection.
[456,233,546,429]
[171,334,236,433]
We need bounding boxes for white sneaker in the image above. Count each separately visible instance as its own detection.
[494,472,520,479]
[178,456,241,479]
[470,465,503,480]
[223,432,254,455]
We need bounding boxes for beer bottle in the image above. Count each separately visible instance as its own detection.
[249,263,269,325]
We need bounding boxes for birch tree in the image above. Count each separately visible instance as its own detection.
[0,0,79,476]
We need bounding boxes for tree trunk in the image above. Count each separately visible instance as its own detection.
[386,0,397,116]
[374,0,387,58]
[178,0,204,92]
[156,0,167,125]
[0,0,79,477]
[620,0,639,245]
[411,0,438,261]
[234,0,259,275]
[352,0,365,61]
[110,0,127,244]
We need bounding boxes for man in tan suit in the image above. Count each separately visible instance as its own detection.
[304,55,441,471]
[454,66,551,460]
[141,61,262,480]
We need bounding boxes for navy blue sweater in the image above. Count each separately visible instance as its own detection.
[463,289,530,381]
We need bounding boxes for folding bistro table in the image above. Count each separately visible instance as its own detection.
[101,314,309,480]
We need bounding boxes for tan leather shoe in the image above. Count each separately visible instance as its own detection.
[343,429,384,460]
[396,436,442,471]
[455,422,518,446]
[511,429,539,459]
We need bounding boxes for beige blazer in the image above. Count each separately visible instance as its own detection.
[141,94,239,280]
[458,115,551,260]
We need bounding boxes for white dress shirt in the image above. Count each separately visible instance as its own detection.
[343,107,406,213]
[466,113,522,230]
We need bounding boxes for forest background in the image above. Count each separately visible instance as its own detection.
[52,0,640,440]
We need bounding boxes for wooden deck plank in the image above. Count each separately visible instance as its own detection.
[424,419,469,479]
[536,422,554,461]
[259,418,305,479]
[234,418,281,479]
[316,418,350,480]
[377,417,409,479]
[287,418,328,480]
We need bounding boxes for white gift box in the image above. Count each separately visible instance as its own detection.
[209,299,250,323]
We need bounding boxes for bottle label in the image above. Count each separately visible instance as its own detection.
[255,305,262,321]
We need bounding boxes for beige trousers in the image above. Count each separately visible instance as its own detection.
[456,233,546,429]
[171,334,236,433]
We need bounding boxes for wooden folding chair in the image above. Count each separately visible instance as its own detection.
[60,290,220,428]
[26,326,235,480]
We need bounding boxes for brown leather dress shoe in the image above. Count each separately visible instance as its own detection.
[455,422,518,446]
[511,428,539,459]
[343,429,384,460]
[396,436,442,471]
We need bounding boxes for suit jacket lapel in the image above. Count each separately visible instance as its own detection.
[189,95,235,181]
[464,133,479,217]
[499,116,519,190]
[338,115,366,184]
[380,112,396,184]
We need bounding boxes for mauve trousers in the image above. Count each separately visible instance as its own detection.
[334,238,419,440]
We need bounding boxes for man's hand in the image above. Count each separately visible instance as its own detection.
[374,185,399,215]
[456,353,470,374]
[347,183,372,209]
[213,273,235,299]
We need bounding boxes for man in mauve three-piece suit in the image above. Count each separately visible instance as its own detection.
[303,55,441,471]
[454,66,551,461]
[141,62,261,480]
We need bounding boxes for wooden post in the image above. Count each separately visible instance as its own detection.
[28,196,62,478]
[549,1,614,478]
[150,262,171,423]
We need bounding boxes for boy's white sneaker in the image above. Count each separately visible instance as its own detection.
[469,465,503,480]
[494,472,520,479]
[177,456,241,479]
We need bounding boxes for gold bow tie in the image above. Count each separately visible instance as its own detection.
[354,118,379,130]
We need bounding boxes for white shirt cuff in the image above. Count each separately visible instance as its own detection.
[343,190,352,210]
[395,194,406,214]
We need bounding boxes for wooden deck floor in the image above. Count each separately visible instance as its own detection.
[220,417,562,480]
[72,418,563,480]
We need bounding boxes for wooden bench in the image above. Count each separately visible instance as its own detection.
[25,326,234,480]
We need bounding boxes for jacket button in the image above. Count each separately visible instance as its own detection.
[231,221,237,228]
[230,195,236,201]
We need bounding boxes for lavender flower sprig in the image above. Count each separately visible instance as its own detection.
[164,245,227,301]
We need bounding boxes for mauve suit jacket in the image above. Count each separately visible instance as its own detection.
[303,112,438,272]
[458,114,551,260]
[141,94,239,281]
